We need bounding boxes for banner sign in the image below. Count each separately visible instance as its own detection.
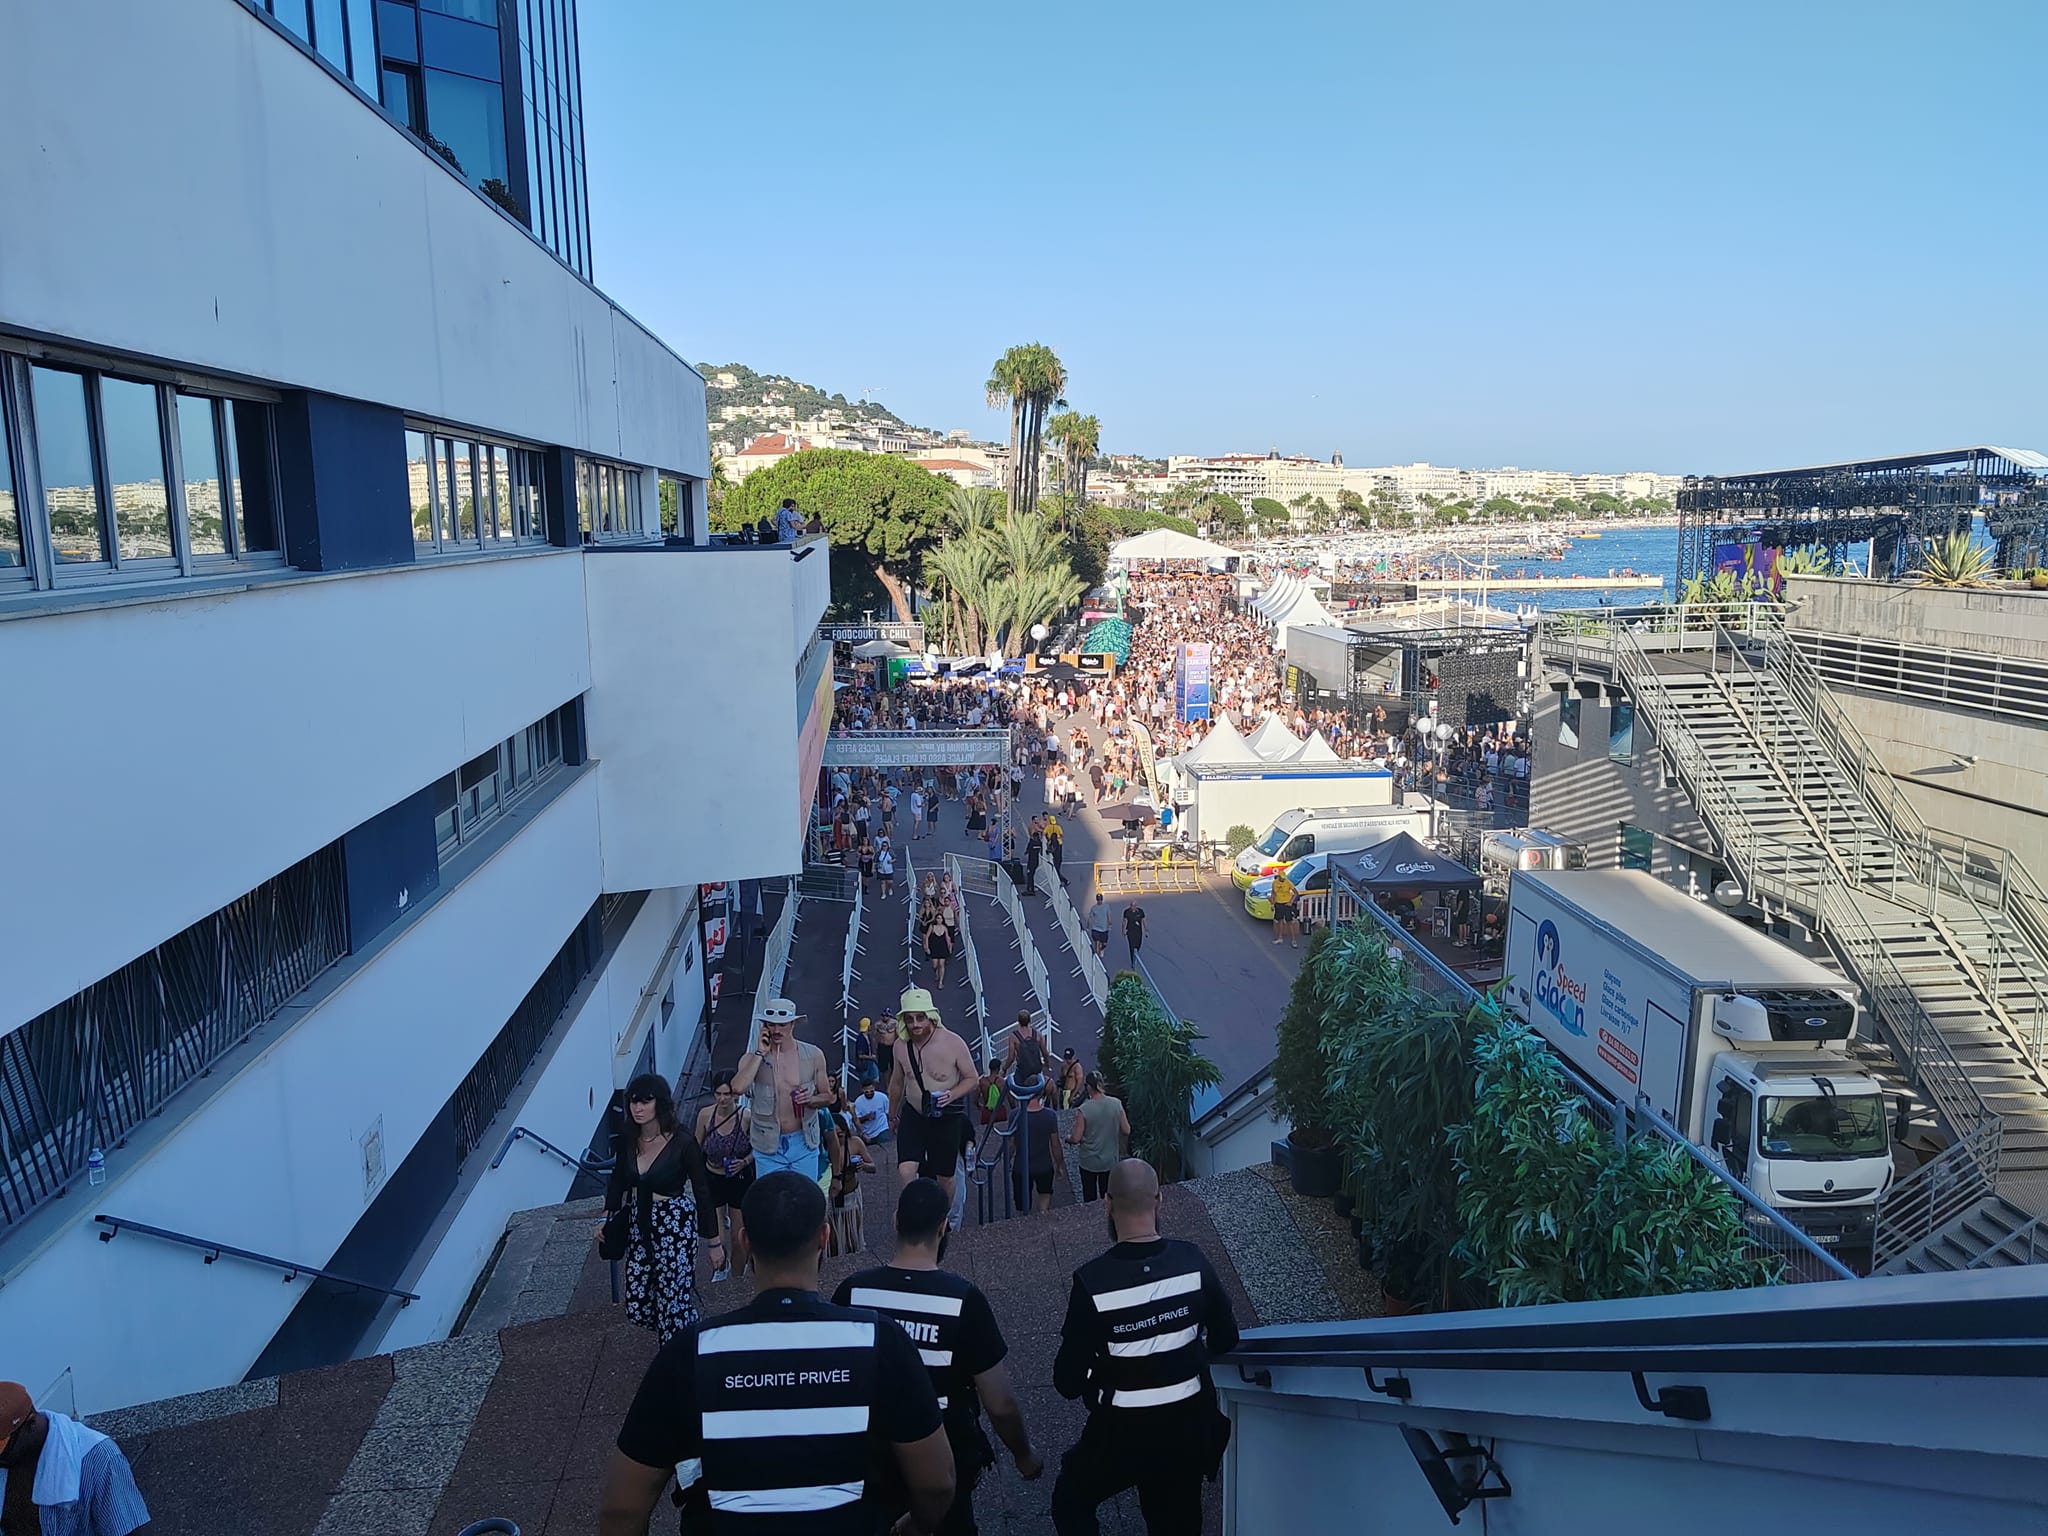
[821,622,925,647]
[704,914,728,964]
[1176,642,1212,722]
[822,730,1012,768]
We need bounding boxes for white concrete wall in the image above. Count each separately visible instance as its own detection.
[0,554,590,1029]
[584,548,827,890]
[376,886,700,1353]
[0,0,706,474]
[1785,575,2048,663]
[0,775,605,1414]
[1186,1084,1283,1181]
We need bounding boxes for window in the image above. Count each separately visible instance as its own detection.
[575,456,646,543]
[1620,824,1653,872]
[2,353,281,589]
[658,474,696,540]
[408,421,548,554]
[1608,700,1635,763]
[382,65,422,132]
[1558,693,1581,749]
[423,68,508,190]
[1,844,346,1234]
[432,705,570,861]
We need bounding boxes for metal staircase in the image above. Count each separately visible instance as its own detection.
[1595,605,2048,1271]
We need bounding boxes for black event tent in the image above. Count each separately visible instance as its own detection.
[1331,832,1480,892]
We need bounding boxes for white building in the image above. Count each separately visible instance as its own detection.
[0,0,829,1414]
[1169,451,1350,518]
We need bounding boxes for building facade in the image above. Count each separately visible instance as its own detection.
[0,0,827,1414]
[241,0,592,277]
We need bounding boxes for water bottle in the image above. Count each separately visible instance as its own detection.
[87,1148,107,1187]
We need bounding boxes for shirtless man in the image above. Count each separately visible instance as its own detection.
[888,986,982,1204]
[730,997,834,1176]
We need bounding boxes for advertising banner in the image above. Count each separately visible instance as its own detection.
[1175,642,1212,722]
[705,914,728,964]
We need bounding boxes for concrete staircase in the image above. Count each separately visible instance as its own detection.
[1877,1194,2046,1275]
[1647,662,2048,1180]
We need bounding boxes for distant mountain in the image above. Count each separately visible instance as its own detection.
[697,361,951,452]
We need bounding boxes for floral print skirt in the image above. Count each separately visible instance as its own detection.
[624,1188,700,1346]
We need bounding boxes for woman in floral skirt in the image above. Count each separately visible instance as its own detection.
[603,1073,718,1345]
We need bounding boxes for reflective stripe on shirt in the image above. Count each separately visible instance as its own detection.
[709,1482,865,1513]
[1090,1270,1201,1312]
[703,1406,871,1440]
[1108,1377,1203,1409]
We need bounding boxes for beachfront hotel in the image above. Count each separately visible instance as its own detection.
[0,0,827,1413]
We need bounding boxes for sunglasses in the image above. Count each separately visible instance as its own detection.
[628,1092,656,1104]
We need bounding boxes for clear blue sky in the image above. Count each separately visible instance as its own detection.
[581,0,2046,474]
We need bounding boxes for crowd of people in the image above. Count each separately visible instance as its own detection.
[591,984,1228,1536]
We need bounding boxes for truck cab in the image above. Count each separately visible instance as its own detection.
[1699,991,1891,1258]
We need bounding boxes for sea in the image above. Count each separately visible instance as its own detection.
[1480,522,1680,610]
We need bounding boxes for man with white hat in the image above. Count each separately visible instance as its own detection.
[0,1379,150,1535]
[888,986,981,1209]
[731,998,835,1177]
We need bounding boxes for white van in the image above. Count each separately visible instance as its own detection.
[1232,805,1429,889]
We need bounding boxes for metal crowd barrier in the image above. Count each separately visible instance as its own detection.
[1038,856,1109,1013]
[945,854,991,1039]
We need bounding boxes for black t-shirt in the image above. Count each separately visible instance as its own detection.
[1123,905,1146,939]
[616,1288,941,1498]
[832,1266,1006,1434]
[1011,1106,1060,1179]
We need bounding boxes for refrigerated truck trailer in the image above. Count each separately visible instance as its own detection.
[1503,870,1893,1256]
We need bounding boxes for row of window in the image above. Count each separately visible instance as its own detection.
[0,353,283,590]
[1555,695,1634,764]
[577,457,645,541]
[433,707,570,861]
[517,0,590,277]
[407,428,549,554]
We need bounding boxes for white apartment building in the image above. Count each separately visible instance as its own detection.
[0,0,829,1415]
[1168,451,1350,517]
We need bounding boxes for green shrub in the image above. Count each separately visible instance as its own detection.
[1100,972,1220,1181]
[1224,824,1257,858]
[1272,928,1336,1147]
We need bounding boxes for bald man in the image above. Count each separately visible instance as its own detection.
[1050,1160,1241,1534]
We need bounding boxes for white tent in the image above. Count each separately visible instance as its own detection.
[1172,712,1263,768]
[1254,574,1299,621]
[1286,730,1344,764]
[1110,528,1240,564]
[1246,714,1306,761]
[1270,583,1339,647]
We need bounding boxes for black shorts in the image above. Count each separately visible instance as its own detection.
[898,1106,968,1179]
[1015,1168,1055,1198]
[706,1168,754,1210]
[1272,902,1295,922]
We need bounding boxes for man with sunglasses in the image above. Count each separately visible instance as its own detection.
[0,1380,149,1536]
[888,988,981,1209]
[731,998,834,1178]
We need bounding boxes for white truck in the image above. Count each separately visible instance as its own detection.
[1502,869,1893,1259]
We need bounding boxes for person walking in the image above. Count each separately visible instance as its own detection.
[601,1173,954,1536]
[858,831,877,897]
[910,787,928,840]
[1046,815,1066,882]
[877,838,895,899]
[694,1071,754,1283]
[1058,1048,1085,1110]
[1122,899,1146,963]
[1024,816,1044,890]
[1051,1160,1241,1534]
[851,1016,879,1087]
[0,1380,150,1536]
[1002,1009,1048,1087]
[603,1074,718,1344]
[834,1180,1043,1534]
[730,999,834,1178]
[888,987,981,1211]
[1088,893,1112,958]
[1009,1074,1065,1215]
[874,1010,900,1089]
[1066,1074,1129,1203]
[923,901,955,990]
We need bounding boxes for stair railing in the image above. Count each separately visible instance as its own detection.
[1610,615,2004,1242]
[1871,1121,2004,1272]
[95,1214,421,1303]
[1749,616,2048,1064]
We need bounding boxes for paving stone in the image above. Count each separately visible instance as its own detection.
[313,1488,439,1536]
[337,1424,471,1493]
[431,1477,559,1536]
[89,1376,279,1439]
[541,1476,603,1535]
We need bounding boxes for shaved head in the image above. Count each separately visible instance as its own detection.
[1107,1158,1162,1242]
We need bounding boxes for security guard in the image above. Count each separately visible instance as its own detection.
[1051,1159,1241,1534]
[835,1179,1043,1533]
[601,1171,955,1535]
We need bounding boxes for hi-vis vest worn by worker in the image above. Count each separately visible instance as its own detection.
[1079,1239,1212,1409]
[693,1296,880,1528]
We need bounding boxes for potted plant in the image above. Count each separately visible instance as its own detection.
[1272,928,1342,1196]
[1221,823,1257,876]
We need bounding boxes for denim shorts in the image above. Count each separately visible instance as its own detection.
[755,1131,815,1177]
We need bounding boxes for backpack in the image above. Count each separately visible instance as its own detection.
[1015,1032,1046,1082]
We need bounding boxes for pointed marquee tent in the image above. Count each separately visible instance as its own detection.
[1109,528,1241,566]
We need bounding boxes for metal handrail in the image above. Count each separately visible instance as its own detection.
[1755,617,2048,1063]
[95,1214,420,1304]
[1604,615,2002,1265]
[491,1126,614,1178]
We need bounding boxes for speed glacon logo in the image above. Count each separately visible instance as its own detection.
[1532,918,1587,1036]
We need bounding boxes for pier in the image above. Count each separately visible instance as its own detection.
[1409,573,1664,593]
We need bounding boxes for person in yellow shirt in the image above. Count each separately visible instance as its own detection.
[1270,869,1298,947]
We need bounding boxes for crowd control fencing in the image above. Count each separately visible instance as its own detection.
[759,878,799,1004]
[840,872,864,1021]
[996,858,1055,1022]
[945,854,990,1039]
[1037,857,1109,1013]
[901,839,918,981]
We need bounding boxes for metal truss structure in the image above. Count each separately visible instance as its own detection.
[1677,446,2048,584]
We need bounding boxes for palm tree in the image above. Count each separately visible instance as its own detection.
[1046,410,1103,516]
[986,343,1067,517]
